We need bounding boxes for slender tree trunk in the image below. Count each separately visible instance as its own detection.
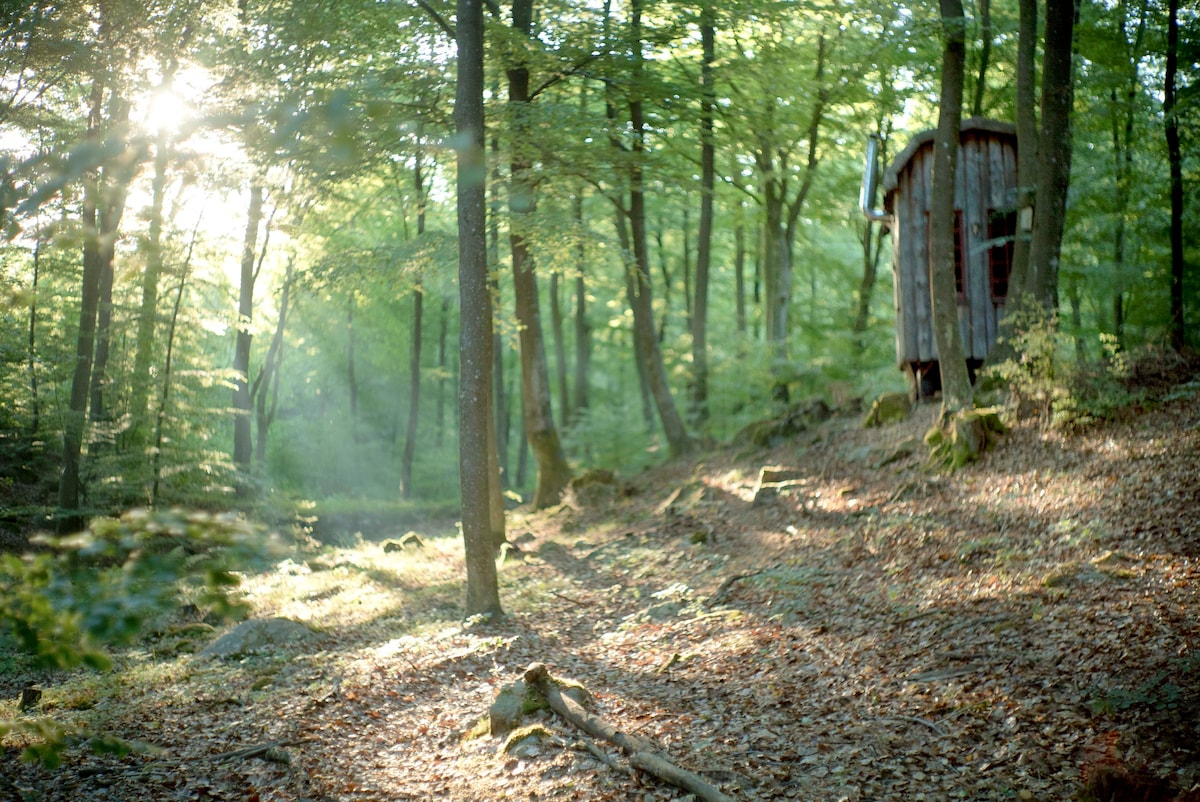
[1165,0,1186,352]
[691,4,715,424]
[232,183,263,469]
[436,297,450,448]
[930,0,973,415]
[1109,0,1146,350]
[614,211,655,434]
[401,155,428,499]
[28,215,40,436]
[347,296,360,443]
[88,96,131,427]
[734,206,747,336]
[550,269,569,422]
[489,130,509,484]
[626,0,690,457]
[972,0,991,116]
[132,128,171,444]
[57,78,106,534]
[508,0,572,507]
[572,191,590,420]
[152,241,192,504]
[1006,0,1038,304]
[1025,0,1077,310]
[456,0,502,616]
[254,261,292,467]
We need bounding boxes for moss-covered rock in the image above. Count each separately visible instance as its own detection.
[863,392,912,428]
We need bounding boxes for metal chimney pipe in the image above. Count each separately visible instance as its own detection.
[860,134,891,223]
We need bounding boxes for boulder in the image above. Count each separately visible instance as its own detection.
[199,617,320,659]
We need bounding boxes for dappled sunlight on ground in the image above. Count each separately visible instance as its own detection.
[2,395,1199,800]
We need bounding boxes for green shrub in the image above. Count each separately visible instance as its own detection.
[985,308,1140,429]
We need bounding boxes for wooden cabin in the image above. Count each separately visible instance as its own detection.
[881,118,1019,398]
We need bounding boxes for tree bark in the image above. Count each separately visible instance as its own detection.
[456,0,502,617]
[971,0,991,116]
[572,190,590,421]
[1006,0,1038,306]
[508,0,572,507]
[88,95,132,427]
[253,261,292,467]
[624,0,690,457]
[58,77,106,534]
[930,0,973,415]
[1024,0,1076,310]
[401,154,428,499]
[690,4,715,425]
[132,124,171,445]
[232,183,263,469]
[1165,0,1186,352]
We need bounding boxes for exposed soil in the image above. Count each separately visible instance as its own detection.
[2,386,1199,801]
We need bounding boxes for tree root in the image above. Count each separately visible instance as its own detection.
[522,663,735,802]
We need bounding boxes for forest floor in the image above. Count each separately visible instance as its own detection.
[3,377,1200,801]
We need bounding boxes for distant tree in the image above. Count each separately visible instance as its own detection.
[690,1,715,424]
[1164,0,1186,352]
[506,0,572,507]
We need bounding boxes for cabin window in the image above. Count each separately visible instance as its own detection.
[988,209,1016,303]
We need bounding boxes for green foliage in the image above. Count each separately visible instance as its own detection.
[0,509,270,765]
[984,307,1141,430]
[562,402,658,476]
[0,509,264,669]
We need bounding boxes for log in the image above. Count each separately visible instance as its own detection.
[522,663,734,802]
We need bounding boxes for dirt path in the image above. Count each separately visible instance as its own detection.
[3,395,1199,801]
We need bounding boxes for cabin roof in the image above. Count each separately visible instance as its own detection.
[881,117,1016,197]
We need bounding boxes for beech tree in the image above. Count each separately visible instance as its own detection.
[456,0,503,618]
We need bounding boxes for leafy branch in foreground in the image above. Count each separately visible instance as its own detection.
[0,509,273,765]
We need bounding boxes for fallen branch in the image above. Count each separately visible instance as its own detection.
[707,569,766,606]
[211,740,296,764]
[523,663,734,802]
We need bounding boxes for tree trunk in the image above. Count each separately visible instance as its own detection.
[613,209,656,434]
[232,183,263,469]
[456,0,502,617]
[1024,0,1076,310]
[758,33,827,397]
[1006,0,1038,305]
[489,131,509,484]
[734,205,747,336]
[28,215,41,436]
[1165,0,1185,352]
[254,261,292,467]
[549,269,569,428]
[971,0,991,116]
[132,126,171,445]
[1109,0,1147,350]
[508,0,572,507]
[87,96,131,427]
[436,297,450,448]
[930,0,973,415]
[691,4,715,424]
[572,190,590,421]
[626,0,691,458]
[58,77,107,534]
[401,155,428,499]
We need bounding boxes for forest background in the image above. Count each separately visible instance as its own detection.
[0,0,1195,540]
